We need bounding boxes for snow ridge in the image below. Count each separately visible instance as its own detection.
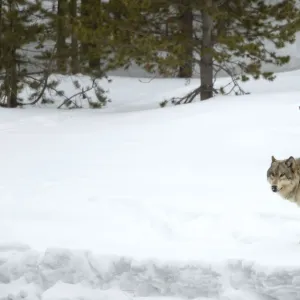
[1,246,300,300]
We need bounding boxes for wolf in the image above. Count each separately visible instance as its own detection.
[267,156,300,205]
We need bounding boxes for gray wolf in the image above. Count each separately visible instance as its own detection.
[267,156,300,205]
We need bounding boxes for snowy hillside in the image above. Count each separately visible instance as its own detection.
[2,70,300,299]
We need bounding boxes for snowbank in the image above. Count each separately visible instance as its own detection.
[1,246,300,300]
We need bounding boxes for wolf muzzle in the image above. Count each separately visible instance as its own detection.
[271,185,278,192]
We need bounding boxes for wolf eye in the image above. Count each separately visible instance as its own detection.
[280,173,285,178]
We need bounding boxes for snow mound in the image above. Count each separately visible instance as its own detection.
[1,246,300,300]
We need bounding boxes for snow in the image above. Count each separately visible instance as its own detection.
[3,68,300,299]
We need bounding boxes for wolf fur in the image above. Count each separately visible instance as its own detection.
[267,156,300,205]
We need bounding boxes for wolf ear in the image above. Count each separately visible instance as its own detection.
[285,156,296,169]
[272,156,276,163]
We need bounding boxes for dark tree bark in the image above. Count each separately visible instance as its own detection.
[80,0,100,72]
[0,0,3,71]
[80,0,88,61]
[5,0,17,107]
[69,0,79,74]
[200,0,213,100]
[6,49,18,107]
[178,1,193,78]
[56,0,68,73]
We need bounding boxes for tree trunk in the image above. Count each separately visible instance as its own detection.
[87,0,100,71]
[5,0,17,107]
[56,0,68,73]
[6,48,18,107]
[80,0,100,73]
[178,1,193,78]
[69,0,79,74]
[0,0,3,71]
[79,0,88,67]
[200,0,213,100]
[88,44,100,70]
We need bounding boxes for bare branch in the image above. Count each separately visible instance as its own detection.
[56,78,97,109]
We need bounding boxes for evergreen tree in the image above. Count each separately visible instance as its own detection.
[0,0,116,109]
[75,0,133,76]
[56,0,68,73]
[69,0,80,74]
[0,0,46,107]
[79,0,102,73]
[177,0,193,78]
[106,0,300,102]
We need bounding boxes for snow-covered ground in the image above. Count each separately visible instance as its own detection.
[2,69,300,300]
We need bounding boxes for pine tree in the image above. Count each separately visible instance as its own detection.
[75,0,133,76]
[0,0,45,107]
[105,0,300,102]
[79,0,102,73]
[56,0,68,73]
[69,0,79,74]
[177,0,193,78]
[200,0,213,100]
[43,0,79,74]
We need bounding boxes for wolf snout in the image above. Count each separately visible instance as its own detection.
[271,185,278,192]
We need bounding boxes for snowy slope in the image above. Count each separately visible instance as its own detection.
[2,71,300,299]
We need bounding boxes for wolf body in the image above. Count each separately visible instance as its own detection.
[267,156,300,205]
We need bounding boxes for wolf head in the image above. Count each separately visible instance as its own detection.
[267,156,299,195]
